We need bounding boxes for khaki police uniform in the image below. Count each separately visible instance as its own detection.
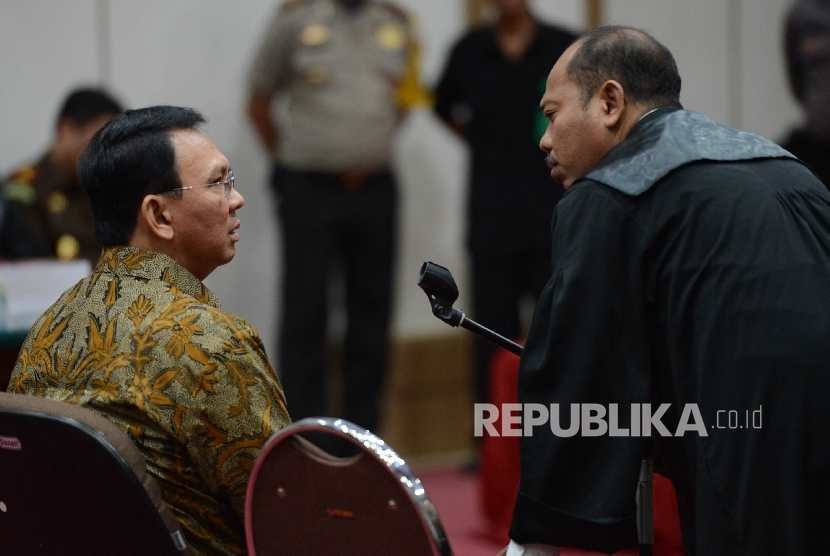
[0,154,99,266]
[249,0,422,170]
[248,0,425,433]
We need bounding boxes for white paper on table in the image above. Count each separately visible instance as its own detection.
[0,259,92,332]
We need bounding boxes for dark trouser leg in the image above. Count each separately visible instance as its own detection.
[471,250,552,405]
[277,170,335,421]
[471,256,523,405]
[341,172,397,431]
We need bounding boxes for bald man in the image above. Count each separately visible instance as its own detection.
[504,26,830,555]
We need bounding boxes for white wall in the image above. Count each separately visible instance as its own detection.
[0,1,101,167]
[0,0,805,354]
[603,0,800,137]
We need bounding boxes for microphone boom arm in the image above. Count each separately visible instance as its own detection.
[418,261,653,556]
[418,262,523,356]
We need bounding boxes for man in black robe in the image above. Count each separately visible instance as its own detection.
[503,26,830,556]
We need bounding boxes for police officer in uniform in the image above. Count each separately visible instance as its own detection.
[0,88,123,265]
[247,0,427,433]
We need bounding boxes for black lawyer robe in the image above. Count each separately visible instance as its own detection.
[510,107,830,555]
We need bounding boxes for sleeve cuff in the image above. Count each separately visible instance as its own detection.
[509,492,638,554]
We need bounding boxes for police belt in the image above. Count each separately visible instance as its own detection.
[290,167,392,191]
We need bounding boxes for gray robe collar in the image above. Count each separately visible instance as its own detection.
[581,107,796,196]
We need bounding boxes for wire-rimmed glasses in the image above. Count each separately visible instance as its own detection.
[165,169,235,198]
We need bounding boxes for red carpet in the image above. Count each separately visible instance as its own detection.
[415,467,644,556]
[415,467,507,556]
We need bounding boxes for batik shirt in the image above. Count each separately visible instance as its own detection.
[8,246,291,555]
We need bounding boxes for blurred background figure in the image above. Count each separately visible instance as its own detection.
[246,0,428,434]
[433,0,576,412]
[780,0,830,187]
[0,87,123,265]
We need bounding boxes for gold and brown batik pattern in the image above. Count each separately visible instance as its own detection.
[7,246,291,556]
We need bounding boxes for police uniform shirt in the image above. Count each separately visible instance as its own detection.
[248,0,416,172]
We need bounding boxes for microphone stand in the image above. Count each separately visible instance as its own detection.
[417,261,654,556]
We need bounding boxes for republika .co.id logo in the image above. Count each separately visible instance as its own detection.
[474,403,763,437]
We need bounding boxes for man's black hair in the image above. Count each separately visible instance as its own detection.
[79,105,206,247]
[56,87,124,128]
[567,26,682,109]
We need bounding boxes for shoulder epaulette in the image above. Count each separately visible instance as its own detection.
[4,180,37,205]
[3,165,38,205]
[9,165,37,185]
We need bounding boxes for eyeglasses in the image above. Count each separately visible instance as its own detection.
[165,169,235,199]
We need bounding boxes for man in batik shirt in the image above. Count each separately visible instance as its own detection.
[7,106,291,556]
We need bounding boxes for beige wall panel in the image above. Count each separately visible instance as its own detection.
[605,0,732,125]
[0,1,101,171]
[604,0,800,139]
[736,0,800,140]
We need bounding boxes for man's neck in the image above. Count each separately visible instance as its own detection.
[495,9,536,62]
[614,103,662,145]
[46,146,76,181]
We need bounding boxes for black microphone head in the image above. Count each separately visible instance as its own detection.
[417,261,459,307]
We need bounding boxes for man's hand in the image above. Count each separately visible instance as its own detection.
[498,541,562,555]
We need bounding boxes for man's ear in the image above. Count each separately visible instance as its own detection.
[55,118,72,139]
[598,79,625,128]
[140,195,175,240]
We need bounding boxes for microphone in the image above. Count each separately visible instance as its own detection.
[417,261,523,356]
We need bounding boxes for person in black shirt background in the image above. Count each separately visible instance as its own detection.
[434,0,577,412]
[780,0,830,187]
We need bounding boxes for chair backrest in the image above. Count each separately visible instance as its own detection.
[0,391,190,555]
[245,417,453,556]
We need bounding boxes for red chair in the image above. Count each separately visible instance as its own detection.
[245,417,453,556]
[479,347,521,544]
[479,348,684,555]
